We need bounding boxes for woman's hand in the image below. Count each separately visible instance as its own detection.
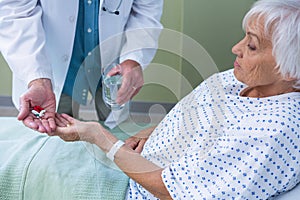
[125,126,156,153]
[125,136,148,153]
[54,113,100,143]
[54,113,118,152]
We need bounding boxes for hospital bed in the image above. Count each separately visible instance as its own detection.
[0,117,298,199]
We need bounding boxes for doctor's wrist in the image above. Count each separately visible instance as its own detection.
[28,78,53,90]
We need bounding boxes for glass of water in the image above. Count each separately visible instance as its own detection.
[102,64,124,110]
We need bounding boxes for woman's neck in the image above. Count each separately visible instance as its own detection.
[240,85,299,98]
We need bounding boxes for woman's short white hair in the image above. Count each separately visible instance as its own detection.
[243,0,300,89]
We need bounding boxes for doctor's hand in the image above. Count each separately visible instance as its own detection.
[17,78,56,134]
[107,60,144,105]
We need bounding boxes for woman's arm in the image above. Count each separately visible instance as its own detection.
[112,141,172,200]
[54,114,172,199]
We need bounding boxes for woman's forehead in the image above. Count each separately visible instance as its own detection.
[246,16,273,46]
[246,17,264,34]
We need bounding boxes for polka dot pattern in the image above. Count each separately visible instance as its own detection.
[126,69,300,199]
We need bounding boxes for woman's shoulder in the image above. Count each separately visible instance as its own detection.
[203,69,239,86]
[196,68,244,95]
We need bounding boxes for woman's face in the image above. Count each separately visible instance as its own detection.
[232,18,283,90]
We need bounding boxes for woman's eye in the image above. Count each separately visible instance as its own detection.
[247,44,256,51]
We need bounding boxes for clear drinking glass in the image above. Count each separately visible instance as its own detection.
[102,64,124,110]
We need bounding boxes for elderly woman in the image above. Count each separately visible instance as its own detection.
[53,0,300,199]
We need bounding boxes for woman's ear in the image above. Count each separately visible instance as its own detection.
[283,75,297,82]
[282,74,299,90]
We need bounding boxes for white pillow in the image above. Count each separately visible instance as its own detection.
[273,183,300,200]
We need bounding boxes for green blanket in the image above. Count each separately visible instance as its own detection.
[0,117,147,200]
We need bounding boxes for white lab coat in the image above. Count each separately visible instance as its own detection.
[0,0,163,109]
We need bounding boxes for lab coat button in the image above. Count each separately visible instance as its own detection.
[87,0,92,5]
[62,55,69,62]
[69,16,75,23]
[87,28,92,33]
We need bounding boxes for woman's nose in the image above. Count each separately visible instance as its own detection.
[232,41,243,58]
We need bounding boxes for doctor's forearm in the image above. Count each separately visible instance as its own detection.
[0,0,55,84]
[120,0,163,69]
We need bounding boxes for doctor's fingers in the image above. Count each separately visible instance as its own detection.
[117,76,143,103]
[107,64,122,77]
[118,86,142,104]
[17,96,31,121]
[32,118,52,134]
[40,119,52,134]
[22,116,38,130]
[22,116,48,134]
[118,85,141,105]
[40,118,57,134]
[117,83,134,104]
[22,114,52,134]
[40,112,56,132]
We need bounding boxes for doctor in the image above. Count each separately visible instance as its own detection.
[0,0,163,133]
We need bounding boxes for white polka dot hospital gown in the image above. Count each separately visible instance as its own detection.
[126,69,300,200]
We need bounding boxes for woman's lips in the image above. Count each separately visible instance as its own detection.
[234,60,241,68]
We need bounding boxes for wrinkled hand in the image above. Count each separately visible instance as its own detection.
[54,113,103,144]
[17,78,56,133]
[125,137,148,153]
[54,113,88,142]
[125,126,156,153]
[107,60,144,105]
